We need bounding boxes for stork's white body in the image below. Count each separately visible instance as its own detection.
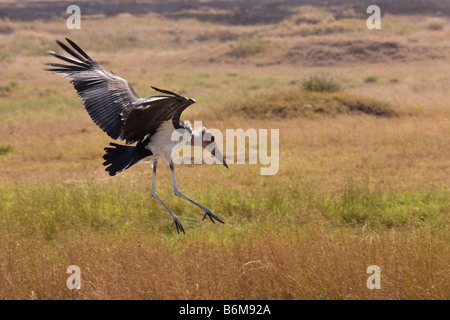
[143,120,192,164]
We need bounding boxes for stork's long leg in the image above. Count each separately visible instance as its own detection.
[170,162,224,224]
[151,160,185,234]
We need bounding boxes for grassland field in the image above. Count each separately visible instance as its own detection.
[0,1,449,300]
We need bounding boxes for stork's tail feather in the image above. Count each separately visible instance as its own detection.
[103,143,146,176]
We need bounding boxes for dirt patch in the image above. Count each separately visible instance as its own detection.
[285,39,449,66]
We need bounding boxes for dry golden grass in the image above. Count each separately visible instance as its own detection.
[0,3,449,300]
[2,226,448,299]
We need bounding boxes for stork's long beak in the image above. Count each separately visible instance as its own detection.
[208,142,229,169]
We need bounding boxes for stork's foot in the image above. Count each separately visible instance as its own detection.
[202,209,225,224]
[172,216,185,234]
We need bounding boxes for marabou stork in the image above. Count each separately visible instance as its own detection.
[45,38,228,234]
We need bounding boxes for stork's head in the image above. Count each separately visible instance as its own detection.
[192,127,228,169]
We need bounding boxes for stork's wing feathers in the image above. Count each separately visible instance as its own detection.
[46,39,196,144]
[45,38,140,140]
[122,94,195,143]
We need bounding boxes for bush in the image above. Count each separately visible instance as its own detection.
[0,144,13,156]
[301,73,342,93]
[364,76,378,83]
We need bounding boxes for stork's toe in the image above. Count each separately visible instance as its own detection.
[172,216,185,234]
[202,210,225,224]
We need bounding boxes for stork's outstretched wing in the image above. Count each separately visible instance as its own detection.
[122,86,196,143]
[45,38,140,140]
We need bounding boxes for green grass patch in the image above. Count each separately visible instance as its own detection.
[328,186,449,228]
[0,95,83,114]
[0,182,447,243]
[0,143,13,155]
[363,76,378,83]
[301,73,342,93]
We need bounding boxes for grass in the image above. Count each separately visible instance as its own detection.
[0,143,14,155]
[427,20,444,31]
[227,35,265,58]
[0,51,11,62]
[1,182,447,237]
[0,3,449,300]
[0,81,19,98]
[0,181,448,299]
[301,73,342,93]
[226,90,397,119]
[364,76,378,83]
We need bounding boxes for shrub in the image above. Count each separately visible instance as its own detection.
[301,73,342,93]
[0,144,13,156]
[364,76,378,83]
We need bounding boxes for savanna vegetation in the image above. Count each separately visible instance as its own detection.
[0,0,449,299]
